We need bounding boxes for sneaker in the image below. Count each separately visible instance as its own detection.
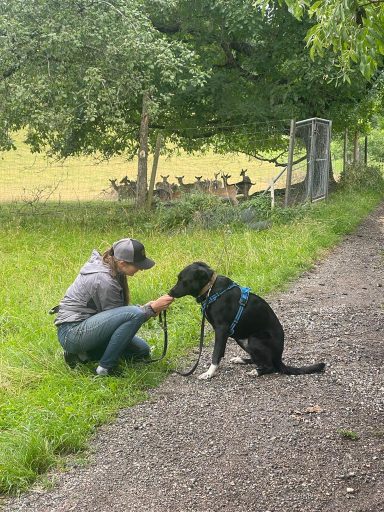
[94,365,122,377]
[63,351,81,369]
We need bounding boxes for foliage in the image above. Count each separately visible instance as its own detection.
[254,0,384,81]
[152,0,374,149]
[339,162,384,190]
[154,194,240,230]
[0,0,378,164]
[0,0,206,157]
[365,125,384,162]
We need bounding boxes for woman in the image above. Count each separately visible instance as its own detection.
[55,238,173,376]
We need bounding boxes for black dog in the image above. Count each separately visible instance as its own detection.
[169,261,325,380]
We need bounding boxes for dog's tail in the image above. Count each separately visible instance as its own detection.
[277,361,326,375]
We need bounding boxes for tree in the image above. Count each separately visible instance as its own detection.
[147,0,376,162]
[0,0,380,190]
[0,0,205,203]
[254,0,384,80]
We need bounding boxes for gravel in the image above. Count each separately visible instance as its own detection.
[3,202,384,512]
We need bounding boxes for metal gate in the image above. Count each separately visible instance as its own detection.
[285,117,332,206]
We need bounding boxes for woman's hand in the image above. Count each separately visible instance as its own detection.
[146,294,174,314]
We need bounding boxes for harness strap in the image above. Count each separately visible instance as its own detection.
[201,282,238,314]
[201,282,250,336]
[229,286,250,335]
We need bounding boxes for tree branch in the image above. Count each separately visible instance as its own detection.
[239,149,307,168]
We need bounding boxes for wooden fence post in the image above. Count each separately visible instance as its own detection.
[364,136,368,165]
[136,92,149,207]
[284,118,296,208]
[353,130,359,163]
[343,128,348,173]
[147,132,162,209]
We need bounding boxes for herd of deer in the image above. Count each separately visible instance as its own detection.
[109,169,254,205]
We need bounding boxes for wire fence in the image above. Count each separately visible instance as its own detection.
[0,125,291,207]
[1,120,381,213]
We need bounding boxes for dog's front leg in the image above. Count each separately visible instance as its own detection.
[198,327,228,380]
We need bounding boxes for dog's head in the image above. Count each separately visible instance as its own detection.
[169,261,214,298]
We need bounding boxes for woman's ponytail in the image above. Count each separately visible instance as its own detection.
[102,247,130,305]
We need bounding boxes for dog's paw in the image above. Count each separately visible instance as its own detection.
[247,369,260,377]
[197,371,213,380]
[230,356,246,365]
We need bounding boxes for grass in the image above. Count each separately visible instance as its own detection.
[337,429,360,441]
[0,181,383,493]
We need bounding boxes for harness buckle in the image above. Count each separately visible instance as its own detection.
[238,287,250,307]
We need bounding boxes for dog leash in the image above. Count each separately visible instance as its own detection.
[144,310,168,364]
[175,311,206,376]
[175,288,212,376]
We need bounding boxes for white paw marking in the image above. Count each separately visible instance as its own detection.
[230,356,247,365]
[197,364,218,380]
[198,371,212,380]
[247,369,260,377]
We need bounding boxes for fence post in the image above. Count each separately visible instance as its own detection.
[270,179,275,209]
[137,91,149,207]
[306,118,316,202]
[343,128,348,173]
[146,132,162,209]
[284,118,296,208]
[364,136,368,165]
[353,130,359,163]
[325,120,332,200]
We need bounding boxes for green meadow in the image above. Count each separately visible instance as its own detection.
[0,182,382,493]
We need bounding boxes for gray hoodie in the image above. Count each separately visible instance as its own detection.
[54,250,155,325]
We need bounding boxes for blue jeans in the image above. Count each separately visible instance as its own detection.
[57,306,150,369]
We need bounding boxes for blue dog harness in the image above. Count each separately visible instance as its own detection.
[200,283,251,336]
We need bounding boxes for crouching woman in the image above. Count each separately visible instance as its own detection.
[54,238,173,376]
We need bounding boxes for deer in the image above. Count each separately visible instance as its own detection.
[155,175,170,189]
[175,176,196,193]
[211,172,223,191]
[194,176,211,192]
[208,173,239,205]
[119,176,137,197]
[155,174,178,199]
[234,169,254,199]
[109,179,132,201]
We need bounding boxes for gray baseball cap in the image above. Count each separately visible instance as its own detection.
[112,238,155,270]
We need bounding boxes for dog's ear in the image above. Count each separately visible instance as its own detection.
[194,265,214,282]
[193,261,213,272]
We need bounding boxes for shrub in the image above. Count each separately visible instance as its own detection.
[339,162,384,190]
[154,194,240,230]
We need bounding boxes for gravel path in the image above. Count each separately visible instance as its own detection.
[4,203,384,512]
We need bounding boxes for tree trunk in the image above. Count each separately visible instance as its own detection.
[136,92,149,207]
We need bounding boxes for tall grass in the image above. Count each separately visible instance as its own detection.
[0,186,382,493]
